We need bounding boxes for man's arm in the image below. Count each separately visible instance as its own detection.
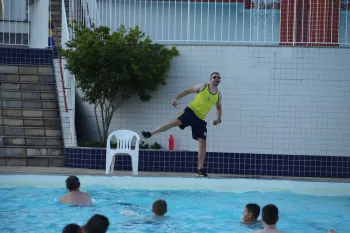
[174,83,206,101]
[216,93,222,121]
[213,93,222,125]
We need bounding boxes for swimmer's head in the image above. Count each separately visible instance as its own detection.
[65,176,80,191]
[84,214,109,233]
[243,203,260,223]
[152,199,167,216]
[62,223,81,233]
[262,204,279,226]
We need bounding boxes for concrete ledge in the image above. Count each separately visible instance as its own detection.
[0,156,65,167]
[0,166,349,183]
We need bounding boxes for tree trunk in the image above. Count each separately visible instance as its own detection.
[94,105,103,142]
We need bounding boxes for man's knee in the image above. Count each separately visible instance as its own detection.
[171,119,182,127]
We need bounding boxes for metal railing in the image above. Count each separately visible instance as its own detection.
[57,0,77,147]
[1,0,349,47]
[0,0,53,48]
[78,0,350,46]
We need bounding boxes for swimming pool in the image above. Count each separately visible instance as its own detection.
[0,175,349,233]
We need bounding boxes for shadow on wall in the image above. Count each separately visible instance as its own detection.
[75,88,100,142]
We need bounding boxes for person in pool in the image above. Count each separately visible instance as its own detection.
[249,204,284,233]
[81,214,110,233]
[120,199,168,217]
[242,203,261,224]
[59,175,92,206]
[62,224,82,233]
[152,199,168,217]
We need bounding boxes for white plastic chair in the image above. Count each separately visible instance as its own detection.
[105,130,140,176]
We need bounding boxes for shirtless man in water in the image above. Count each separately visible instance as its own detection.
[59,176,92,206]
[249,204,283,233]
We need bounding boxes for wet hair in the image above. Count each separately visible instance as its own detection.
[65,176,80,191]
[84,214,110,233]
[152,199,168,216]
[262,204,279,225]
[245,203,260,219]
[62,224,81,233]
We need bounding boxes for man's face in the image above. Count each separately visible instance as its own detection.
[242,207,252,222]
[210,73,221,86]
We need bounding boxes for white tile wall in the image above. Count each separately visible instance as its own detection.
[75,46,350,156]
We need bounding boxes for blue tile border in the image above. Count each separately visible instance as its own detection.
[64,148,350,178]
[0,47,58,66]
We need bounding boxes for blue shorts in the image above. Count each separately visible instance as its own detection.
[177,107,207,141]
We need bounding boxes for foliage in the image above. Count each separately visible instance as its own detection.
[77,140,162,149]
[139,141,162,149]
[59,22,179,142]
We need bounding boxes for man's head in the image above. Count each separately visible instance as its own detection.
[210,72,221,87]
[262,204,279,226]
[243,203,260,223]
[152,199,167,216]
[62,224,81,233]
[84,214,109,233]
[65,176,81,191]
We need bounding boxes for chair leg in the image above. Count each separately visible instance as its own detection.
[105,154,112,175]
[110,156,116,174]
[131,154,139,176]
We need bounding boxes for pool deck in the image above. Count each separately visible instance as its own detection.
[0,166,349,182]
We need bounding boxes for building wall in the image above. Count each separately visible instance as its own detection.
[76,45,350,157]
[29,0,49,48]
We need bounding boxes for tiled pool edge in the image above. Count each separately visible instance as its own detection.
[65,148,350,178]
[1,174,350,196]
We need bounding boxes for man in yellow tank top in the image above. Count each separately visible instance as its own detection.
[142,72,223,177]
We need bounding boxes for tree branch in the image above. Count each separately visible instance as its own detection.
[100,104,107,143]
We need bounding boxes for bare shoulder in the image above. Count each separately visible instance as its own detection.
[83,192,92,198]
[193,83,207,92]
[58,194,68,203]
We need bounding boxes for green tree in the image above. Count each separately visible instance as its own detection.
[59,23,179,142]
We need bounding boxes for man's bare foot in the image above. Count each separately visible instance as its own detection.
[327,229,335,233]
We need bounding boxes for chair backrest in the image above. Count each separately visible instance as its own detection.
[106,130,140,151]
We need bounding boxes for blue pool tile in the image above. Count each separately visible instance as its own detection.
[63,148,350,178]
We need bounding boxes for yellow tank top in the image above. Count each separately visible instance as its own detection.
[188,84,219,120]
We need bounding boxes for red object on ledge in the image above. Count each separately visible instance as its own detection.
[169,135,174,150]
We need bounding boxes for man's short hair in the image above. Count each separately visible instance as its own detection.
[210,72,220,77]
[262,204,279,225]
[65,176,80,191]
[85,214,109,233]
[62,223,81,233]
[152,199,168,216]
[245,203,260,219]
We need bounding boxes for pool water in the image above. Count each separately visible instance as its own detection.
[0,185,349,233]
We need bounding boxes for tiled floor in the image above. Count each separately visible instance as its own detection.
[0,166,349,182]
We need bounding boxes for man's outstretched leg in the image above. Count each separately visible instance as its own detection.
[196,138,207,177]
[142,119,182,139]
